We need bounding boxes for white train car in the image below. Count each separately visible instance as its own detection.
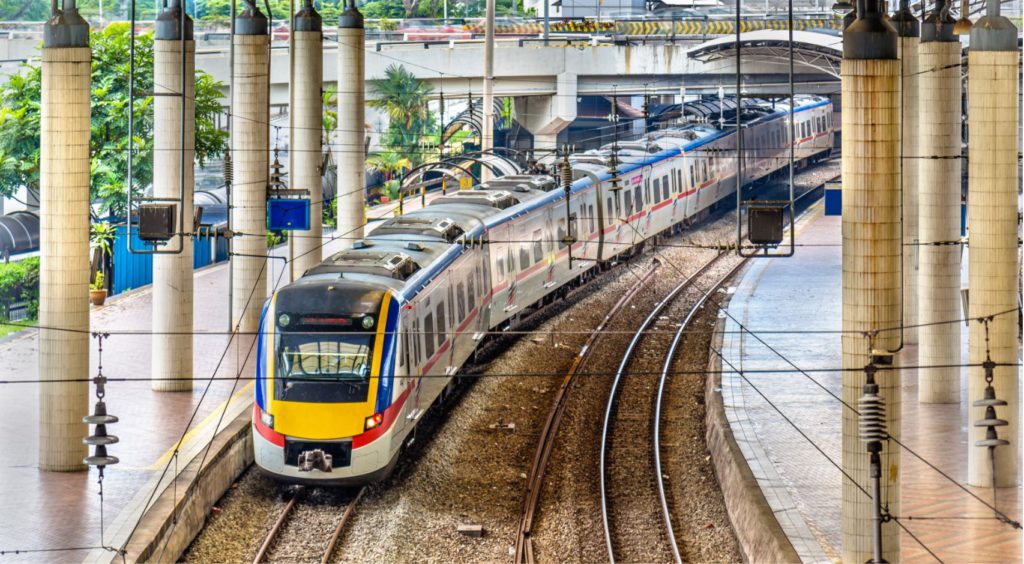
[252,95,834,484]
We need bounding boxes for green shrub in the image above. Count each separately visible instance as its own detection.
[0,257,39,320]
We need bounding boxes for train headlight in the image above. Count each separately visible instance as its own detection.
[361,316,375,330]
[278,313,291,327]
[364,413,383,431]
[259,407,274,430]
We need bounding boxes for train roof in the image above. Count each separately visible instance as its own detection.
[284,94,831,305]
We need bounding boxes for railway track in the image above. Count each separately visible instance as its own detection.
[513,261,662,564]
[252,485,365,564]
[599,253,745,563]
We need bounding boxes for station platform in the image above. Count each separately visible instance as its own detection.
[719,204,1022,562]
[0,192,429,561]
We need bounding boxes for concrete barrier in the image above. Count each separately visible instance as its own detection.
[704,314,801,563]
[123,406,254,563]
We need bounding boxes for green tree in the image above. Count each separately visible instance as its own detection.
[366,150,412,182]
[367,64,435,166]
[0,23,229,217]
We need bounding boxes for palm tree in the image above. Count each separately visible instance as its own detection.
[366,150,412,182]
[367,64,434,166]
[366,150,412,203]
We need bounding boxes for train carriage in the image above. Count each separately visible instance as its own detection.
[253,95,834,484]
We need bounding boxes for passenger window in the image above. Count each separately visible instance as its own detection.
[662,175,669,200]
[624,190,633,216]
[702,161,708,182]
[520,245,530,270]
[467,276,475,310]
[476,264,484,294]
[606,197,613,224]
[689,165,695,187]
[497,256,505,279]
[457,282,466,320]
[653,178,661,203]
[532,229,543,262]
[423,314,435,359]
[634,187,643,213]
[589,204,596,232]
[436,304,446,349]
[400,331,406,367]
[557,218,567,249]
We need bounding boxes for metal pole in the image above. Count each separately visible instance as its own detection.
[482,0,495,181]
[228,0,235,329]
[543,0,549,41]
[734,0,742,254]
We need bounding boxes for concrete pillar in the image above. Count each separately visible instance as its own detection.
[39,3,90,472]
[967,1,1019,487]
[840,5,901,560]
[336,2,365,247]
[893,3,919,346]
[917,3,962,403]
[289,2,323,277]
[231,5,269,333]
[516,72,577,158]
[481,0,496,181]
[151,2,194,392]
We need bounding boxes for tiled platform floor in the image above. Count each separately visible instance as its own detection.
[0,222,361,561]
[720,205,1022,563]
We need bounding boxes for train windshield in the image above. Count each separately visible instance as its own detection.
[275,332,373,403]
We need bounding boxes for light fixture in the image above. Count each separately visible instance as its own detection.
[832,0,855,13]
[953,0,972,34]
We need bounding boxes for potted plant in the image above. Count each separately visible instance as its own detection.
[89,271,107,306]
[90,221,115,302]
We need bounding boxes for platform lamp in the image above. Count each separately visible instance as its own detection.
[953,0,972,33]
[833,0,856,28]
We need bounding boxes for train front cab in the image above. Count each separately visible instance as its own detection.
[253,287,405,485]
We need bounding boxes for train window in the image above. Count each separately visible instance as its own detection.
[467,276,475,311]
[589,204,596,232]
[676,170,682,193]
[702,161,708,183]
[457,282,466,320]
[520,245,530,271]
[645,179,652,203]
[634,186,643,214]
[423,313,435,359]
[662,175,669,200]
[652,178,661,204]
[557,218,567,250]
[689,165,695,187]
[476,263,484,295]
[436,304,446,349]
[532,229,543,262]
[497,256,505,279]
[624,189,633,217]
[606,197,613,224]
[399,331,406,368]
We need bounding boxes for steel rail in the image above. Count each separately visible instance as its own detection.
[599,251,727,564]
[321,486,366,564]
[652,258,748,564]
[513,262,661,564]
[253,486,304,564]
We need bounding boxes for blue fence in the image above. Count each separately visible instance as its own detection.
[111,225,227,295]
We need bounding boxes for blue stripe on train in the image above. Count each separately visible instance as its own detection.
[375,296,401,415]
[256,299,271,410]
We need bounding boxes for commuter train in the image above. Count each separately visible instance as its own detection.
[253,95,834,484]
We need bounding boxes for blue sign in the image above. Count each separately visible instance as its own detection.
[267,199,311,231]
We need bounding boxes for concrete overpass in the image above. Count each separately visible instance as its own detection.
[191,30,842,149]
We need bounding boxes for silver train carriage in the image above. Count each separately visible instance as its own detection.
[253,95,834,484]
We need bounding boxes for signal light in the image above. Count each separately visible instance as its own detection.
[365,413,384,431]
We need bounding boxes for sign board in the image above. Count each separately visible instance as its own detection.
[460,177,473,191]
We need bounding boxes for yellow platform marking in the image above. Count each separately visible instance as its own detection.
[148,381,255,470]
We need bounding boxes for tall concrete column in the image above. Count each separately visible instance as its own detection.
[231,4,269,332]
[967,0,1019,487]
[336,1,365,247]
[917,0,962,403]
[481,0,495,181]
[152,1,195,392]
[516,73,577,158]
[841,3,901,560]
[289,2,323,277]
[892,1,919,346]
[39,2,90,472]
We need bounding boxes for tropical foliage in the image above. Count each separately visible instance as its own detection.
[368,64,436,166]
[0,23,229,217]
[0,257,39,321]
